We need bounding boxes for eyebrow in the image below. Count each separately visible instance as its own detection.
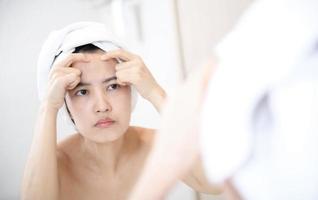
[76,76,117,87]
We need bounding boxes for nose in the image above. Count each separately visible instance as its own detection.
[93,89,112,113]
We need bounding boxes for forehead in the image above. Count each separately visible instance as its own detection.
[72,52,118,76]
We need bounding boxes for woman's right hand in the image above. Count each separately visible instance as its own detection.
[43,53,88,110]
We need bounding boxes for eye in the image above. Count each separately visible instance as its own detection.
[107,83,121,91]
[75,89,88,96]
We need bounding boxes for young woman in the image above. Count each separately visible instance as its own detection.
[22,22,219,200]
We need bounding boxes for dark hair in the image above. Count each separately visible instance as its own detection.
[73,43,104,53]
[64,99,75,124]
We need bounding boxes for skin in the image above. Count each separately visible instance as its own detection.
[22,49,219,200]
[57,127,155,200]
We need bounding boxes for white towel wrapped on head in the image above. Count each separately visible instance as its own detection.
[37,21,138,110]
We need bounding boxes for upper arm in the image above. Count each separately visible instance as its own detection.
[56,145,72,196]
[56,149,66,189]
[182,158,223,194]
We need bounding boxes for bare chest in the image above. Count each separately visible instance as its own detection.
[60,163,145,200]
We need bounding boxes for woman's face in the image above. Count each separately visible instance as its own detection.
[65,50,131,143]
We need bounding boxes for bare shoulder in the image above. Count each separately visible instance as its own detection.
[56,134,81,172]
[128,126,155,146]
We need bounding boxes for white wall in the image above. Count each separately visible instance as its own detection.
[177,0,254,75]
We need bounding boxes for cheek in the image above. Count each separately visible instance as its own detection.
[70,104,92,133]
[118,88,132,111]
[112,96,131,113]
[65,97,90,123]
[111,89,132,119]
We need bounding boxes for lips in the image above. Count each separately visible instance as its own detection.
[95,118,115,128]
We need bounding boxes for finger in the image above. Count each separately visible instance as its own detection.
[100,49,136,62]
[116,79,127,86]
[49,67,82,80]
[55,53,89,68]
[65,74,80,90]
[115,73,129,86]
[115,75,127,86]
[57,67,82,76]
[115,61,136,71]
[67,76,81,90]
[116,70,136,85]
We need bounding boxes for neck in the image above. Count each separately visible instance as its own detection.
[79,133,127,174]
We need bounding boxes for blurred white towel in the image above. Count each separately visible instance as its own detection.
[200,0,318,199]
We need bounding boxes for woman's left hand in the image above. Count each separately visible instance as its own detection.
[101,49,166,112]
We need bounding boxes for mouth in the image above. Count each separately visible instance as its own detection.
[94,118,115,128]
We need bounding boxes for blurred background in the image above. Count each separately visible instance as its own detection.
[0,0,253,199]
